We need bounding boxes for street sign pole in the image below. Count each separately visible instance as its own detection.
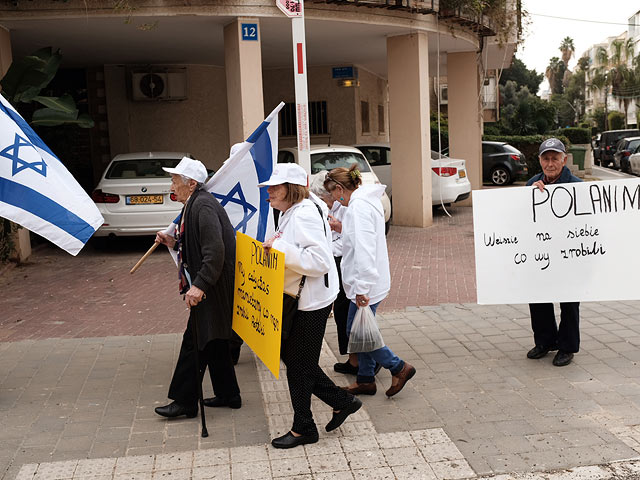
[276,0,311,175]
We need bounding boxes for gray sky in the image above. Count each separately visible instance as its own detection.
[518,1,639,91]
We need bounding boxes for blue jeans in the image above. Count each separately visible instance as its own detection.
[347,301,404,383]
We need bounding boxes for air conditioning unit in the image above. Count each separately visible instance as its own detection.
[131,70,187,101]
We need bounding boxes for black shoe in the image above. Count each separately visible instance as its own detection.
[374,362,382,375]
[326,397,362,432]
[334,360,358,375]
[527,345,552,359]
[203,395,242,409]
[553,351,574,367]
[271,431,319,449]
[154,401,197,418]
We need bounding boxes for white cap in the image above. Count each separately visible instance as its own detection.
[258,163,308,187]
[163,157,208,184]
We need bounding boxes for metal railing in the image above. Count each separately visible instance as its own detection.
[308,0,439,15]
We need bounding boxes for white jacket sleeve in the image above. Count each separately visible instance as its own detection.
[350,204,379,295]
[272,206,332,277]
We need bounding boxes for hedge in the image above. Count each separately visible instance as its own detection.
[555,127,591,144]
[483,134,572,177]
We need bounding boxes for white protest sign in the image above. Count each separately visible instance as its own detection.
[473,178,640,305]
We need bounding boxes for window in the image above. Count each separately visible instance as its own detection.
[378,105,385,133]
[280,101,328,136]
[361,101,370,134]
[106,158,181,179]
[310,152,371,174]
[358,147,390,167]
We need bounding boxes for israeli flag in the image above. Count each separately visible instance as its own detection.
[207,102,284,241]
[0,94,103,256]
[166,102,283,246]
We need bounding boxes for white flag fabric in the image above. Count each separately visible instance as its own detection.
[0,94,103,256]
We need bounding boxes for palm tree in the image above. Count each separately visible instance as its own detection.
[589,46,610,129]
[546,57,562,94]
[559,37,575,67]
[610,39,637,128]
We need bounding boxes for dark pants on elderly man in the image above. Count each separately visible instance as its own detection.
[168,318,240,407]
[281,304,353,436]
[529,302,580,353]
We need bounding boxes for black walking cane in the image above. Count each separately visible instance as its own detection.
[190,314,209,438]
[185,269,208,438]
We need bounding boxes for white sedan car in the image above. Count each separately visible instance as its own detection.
[354,143,471,206]
[277,145,392,229]
[628,148,640,176]
[91,152,191,237]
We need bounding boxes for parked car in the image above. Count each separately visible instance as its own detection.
[92,152,192,237]
[613,136,640,172]
[481,141,528,186]
[598,129,640,167]
[277,145,392,230]
[627,148,640,176]
[353,143,471,206]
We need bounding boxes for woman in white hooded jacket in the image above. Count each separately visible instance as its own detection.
[324,164,416,397]
[260,163,361,449]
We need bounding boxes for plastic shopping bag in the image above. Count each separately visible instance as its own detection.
[347,305,385,353]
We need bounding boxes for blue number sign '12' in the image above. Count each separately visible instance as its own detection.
[241,23,258,41]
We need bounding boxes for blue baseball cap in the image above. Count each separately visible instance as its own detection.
[539,138,566,155]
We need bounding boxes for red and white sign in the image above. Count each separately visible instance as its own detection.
[276,0,303,17]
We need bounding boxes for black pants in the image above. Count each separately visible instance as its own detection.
[168,319,240,407]
[281,304,353,435]
[333,256,350,355]
[529,302,580,353]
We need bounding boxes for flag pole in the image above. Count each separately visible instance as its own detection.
[130,242,160,274]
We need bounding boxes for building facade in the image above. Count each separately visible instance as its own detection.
[0,0,519,232]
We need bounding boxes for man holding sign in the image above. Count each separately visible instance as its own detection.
[525,138,582,367]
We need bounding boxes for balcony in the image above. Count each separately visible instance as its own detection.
[309,0,502,38]
[309,0,439,15]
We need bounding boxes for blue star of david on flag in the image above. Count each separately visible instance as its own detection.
[0,133,47,177]
[213,182,257,233]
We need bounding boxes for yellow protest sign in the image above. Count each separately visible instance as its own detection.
[232,232,285,378]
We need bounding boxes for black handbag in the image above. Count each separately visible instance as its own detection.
[281,275,306,341]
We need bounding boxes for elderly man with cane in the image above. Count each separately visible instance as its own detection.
[154,157,241,429]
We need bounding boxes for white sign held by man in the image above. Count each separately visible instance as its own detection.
[473,178,640,305]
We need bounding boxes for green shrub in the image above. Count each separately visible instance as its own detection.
[556,127,590,144]
[608,111,625,130]
[430,126,449,152]
[483,134,571,177]
[0,219,16,263]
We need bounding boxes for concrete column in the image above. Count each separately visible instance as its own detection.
[224,18,264,145]
[447,52,482,197]
[387,33,432,227]
[0,27,31,262]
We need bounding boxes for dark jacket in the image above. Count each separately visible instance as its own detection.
[526,165,582,186]
[181,187,236,349]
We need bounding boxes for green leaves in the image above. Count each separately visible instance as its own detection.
[0,48,94,129]
[0,47,62,104]
[31,109,94,128]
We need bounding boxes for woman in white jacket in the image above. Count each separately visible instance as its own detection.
[260,163,361,449]
[324,164,416,397]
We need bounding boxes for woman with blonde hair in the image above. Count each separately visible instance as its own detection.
[324,164,415,397]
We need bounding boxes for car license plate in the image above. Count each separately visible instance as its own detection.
[126,195,163,205]
[458,170,466,178]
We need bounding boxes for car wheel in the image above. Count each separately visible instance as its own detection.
[490,166,511,186]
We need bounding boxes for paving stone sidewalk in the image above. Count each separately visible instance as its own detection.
[3,206,640,479]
